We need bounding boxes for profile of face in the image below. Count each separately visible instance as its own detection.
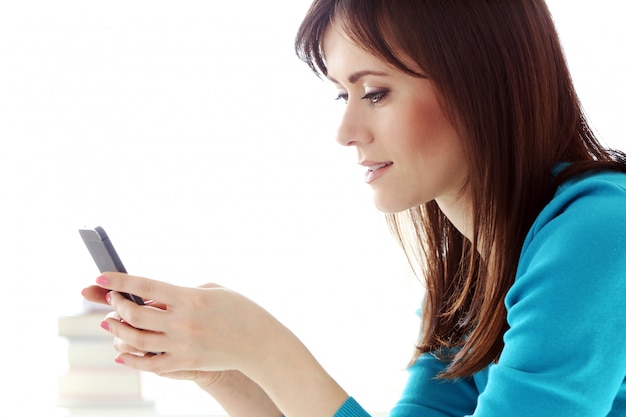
[323,23,469,215]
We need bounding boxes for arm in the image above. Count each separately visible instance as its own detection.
[192,370,283,417]
[472,175,626,416]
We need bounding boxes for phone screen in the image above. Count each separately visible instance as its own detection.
[79,226,145,305]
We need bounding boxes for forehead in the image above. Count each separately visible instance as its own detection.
[322,24,389,76]
[323,23,427,87]
[321,16,427,81]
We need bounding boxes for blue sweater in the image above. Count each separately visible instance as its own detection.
[336,168,626,416]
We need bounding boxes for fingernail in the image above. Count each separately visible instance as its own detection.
[100,321,110,331]
[115,357,125,364]
[96,275,109,286]
[105,291,112,304]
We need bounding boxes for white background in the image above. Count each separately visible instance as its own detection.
[0,1,624,415]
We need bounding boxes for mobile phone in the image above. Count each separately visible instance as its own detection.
[79,226,145,305]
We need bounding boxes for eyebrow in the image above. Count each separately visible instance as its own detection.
[328,70,390,85]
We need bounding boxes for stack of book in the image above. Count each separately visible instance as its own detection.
[56,301,152,408]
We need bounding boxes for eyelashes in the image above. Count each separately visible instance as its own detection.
[362,90,387,104]
[335,92,349,103]
[334,89,389,106]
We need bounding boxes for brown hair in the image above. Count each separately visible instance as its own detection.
[295,0,626,378]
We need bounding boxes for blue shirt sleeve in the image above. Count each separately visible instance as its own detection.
[472,172,626,416]
[334,397,371,417]
[334,353,479,417]
[390,353,479,417]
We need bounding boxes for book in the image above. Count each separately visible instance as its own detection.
[57,310,112,339]
[56,368,143,405]
[56,304,152,408]
[65,338,120,368]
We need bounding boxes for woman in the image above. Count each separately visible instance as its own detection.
[82,1,626,415]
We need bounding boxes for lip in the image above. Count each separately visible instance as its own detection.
[360,160,393,184]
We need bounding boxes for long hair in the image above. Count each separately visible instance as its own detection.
[295,0,626,378]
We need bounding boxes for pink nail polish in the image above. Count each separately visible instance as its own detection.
[100,321,110,331]
[105,291,112,304]
[115,357,125,364]
[96,275,109,286]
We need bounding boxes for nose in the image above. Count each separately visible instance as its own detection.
[335,101,372,147]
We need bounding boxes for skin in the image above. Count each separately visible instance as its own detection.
[82,23,472,417]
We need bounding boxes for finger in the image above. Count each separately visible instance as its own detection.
[115,351,180,375]
[103,316,167,355]
[105,310,121,321]
[198,283,222,289]
[144,299,168,310]
[156,370,200,380]
[81,285,110,305]
[95,272,180,305]
[108,291,166,332]
[113,336,146,355]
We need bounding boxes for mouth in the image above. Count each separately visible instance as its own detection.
[363,162,393,183]
[366,162,393,172]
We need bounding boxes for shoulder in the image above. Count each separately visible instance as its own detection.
[511,168,626,303]
[523,168,626,257]
[555,167,626,205]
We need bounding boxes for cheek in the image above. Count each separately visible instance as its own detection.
[396,103,467,185]
[397,104,452,156]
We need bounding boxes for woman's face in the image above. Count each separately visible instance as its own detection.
[323,24,469,216]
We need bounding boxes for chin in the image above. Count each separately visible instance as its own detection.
[373,197,413,214]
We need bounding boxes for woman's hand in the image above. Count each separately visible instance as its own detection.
[84,276,284,416]
[85,272,348,417]
[87,273,283,374]
[113,324,283,417]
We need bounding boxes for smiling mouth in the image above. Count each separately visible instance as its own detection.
[364,162,393,183]
[367,162,393,172]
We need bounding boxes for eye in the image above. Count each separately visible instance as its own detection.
[362,89,388,105]
[334,92,349,103]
